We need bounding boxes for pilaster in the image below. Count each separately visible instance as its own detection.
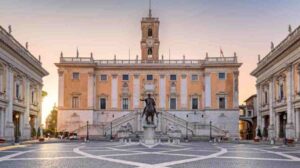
[159,74,166,109]
[233,71,239,108]
[4,65,14,139]
[180,74,187,109]
[286,64,295,139]
[204,72,211,108]
[58,70,64,108]
[268,76,275,139]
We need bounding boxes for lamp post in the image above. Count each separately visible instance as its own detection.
[186,114,188,140]
[86,121,89,141]
[209,121,212,142]
[110,114,114,140]
[15,114,19,143]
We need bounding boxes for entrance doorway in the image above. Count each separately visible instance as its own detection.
[13,112,21,142]
[278,112,287,138]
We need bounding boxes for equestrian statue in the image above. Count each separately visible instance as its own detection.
[140,94,159,124]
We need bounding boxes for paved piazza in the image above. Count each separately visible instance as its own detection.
[0,142,300,168]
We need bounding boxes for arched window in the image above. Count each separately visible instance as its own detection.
[148,48,153,55]
[148,28,153,37]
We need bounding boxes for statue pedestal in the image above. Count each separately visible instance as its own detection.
[143,124,156,145]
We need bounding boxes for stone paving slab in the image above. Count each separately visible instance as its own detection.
[0,158,135,168]
[171,158,299,168]
[13,151,82,158]
[109,153,195,164]
[84,150,139,156]
[0,152,17,157]
[221,152,288,159]
[164,150,217,156]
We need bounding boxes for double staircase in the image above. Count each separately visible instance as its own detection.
[71,110,227,140]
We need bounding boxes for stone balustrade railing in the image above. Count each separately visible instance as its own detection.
[0,26,41,66]
[258,25,300,67]
[59,56,238,65]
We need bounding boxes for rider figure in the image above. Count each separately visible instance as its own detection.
[140,94,158,117]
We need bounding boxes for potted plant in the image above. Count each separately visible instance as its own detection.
[37,128,45,142]
[31,128,37,139]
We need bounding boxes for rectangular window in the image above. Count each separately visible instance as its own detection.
[16,84,20,98]
[248,110,252,117]
[147,74,153,81]
[279,84,284,100]
[264,91,268,104]
[31,91,34,103]
[100,98,106,109]
[192,98,198,109]
[170,74,177,81]
[72,72,80,80]
[170,98,177,110]
[72,96,79,108]
[122,98,129,110]
[122,74,129,81]
[191,74,198,81]
[218,72,226,80]
[100,74,107,81]
[219,97,225,109]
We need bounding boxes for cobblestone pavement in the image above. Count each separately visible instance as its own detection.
[0,142,299,168]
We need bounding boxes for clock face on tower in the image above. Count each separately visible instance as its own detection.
[146,38,154,47]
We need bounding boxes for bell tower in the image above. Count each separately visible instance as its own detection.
[141,0,160,61]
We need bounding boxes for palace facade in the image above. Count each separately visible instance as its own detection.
[251,26,300,141]
[0,26,48,141]
[56,10,242,139]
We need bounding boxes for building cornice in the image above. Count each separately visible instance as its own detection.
[251,25,300,77]
[0,26,48,77]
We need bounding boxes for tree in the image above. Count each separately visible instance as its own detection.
[45,105,58,137]
[31,127,37,138]
[37,127,41,138]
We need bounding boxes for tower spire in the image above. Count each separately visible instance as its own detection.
[149,0,152,18]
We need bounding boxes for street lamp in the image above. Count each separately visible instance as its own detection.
[15,114,19,143]
[209,121,212,142]
[110,114,114,140]
[86,121,89,141]
[186,114,189,140]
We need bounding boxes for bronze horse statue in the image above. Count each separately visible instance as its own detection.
[140,94,159,124]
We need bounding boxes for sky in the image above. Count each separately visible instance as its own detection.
[1,0,300,124]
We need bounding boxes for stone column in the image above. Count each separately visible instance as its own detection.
[255,84,262,138]
[4,65,14,139]
[295,109,300,140]
[233,71,239,108]
[37,84,43,137]
[23,76,31,139]
[180,74,187,109]
[111,74,118,109]
[133,74,140,109]
[0,108,3,137]
[159,74,166,109]
[286,64,295,140]
[268,77,275,139]
[275,113,280,138]
[87,72,95,109]
[204,72,211,108]
[58,70,64,108]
